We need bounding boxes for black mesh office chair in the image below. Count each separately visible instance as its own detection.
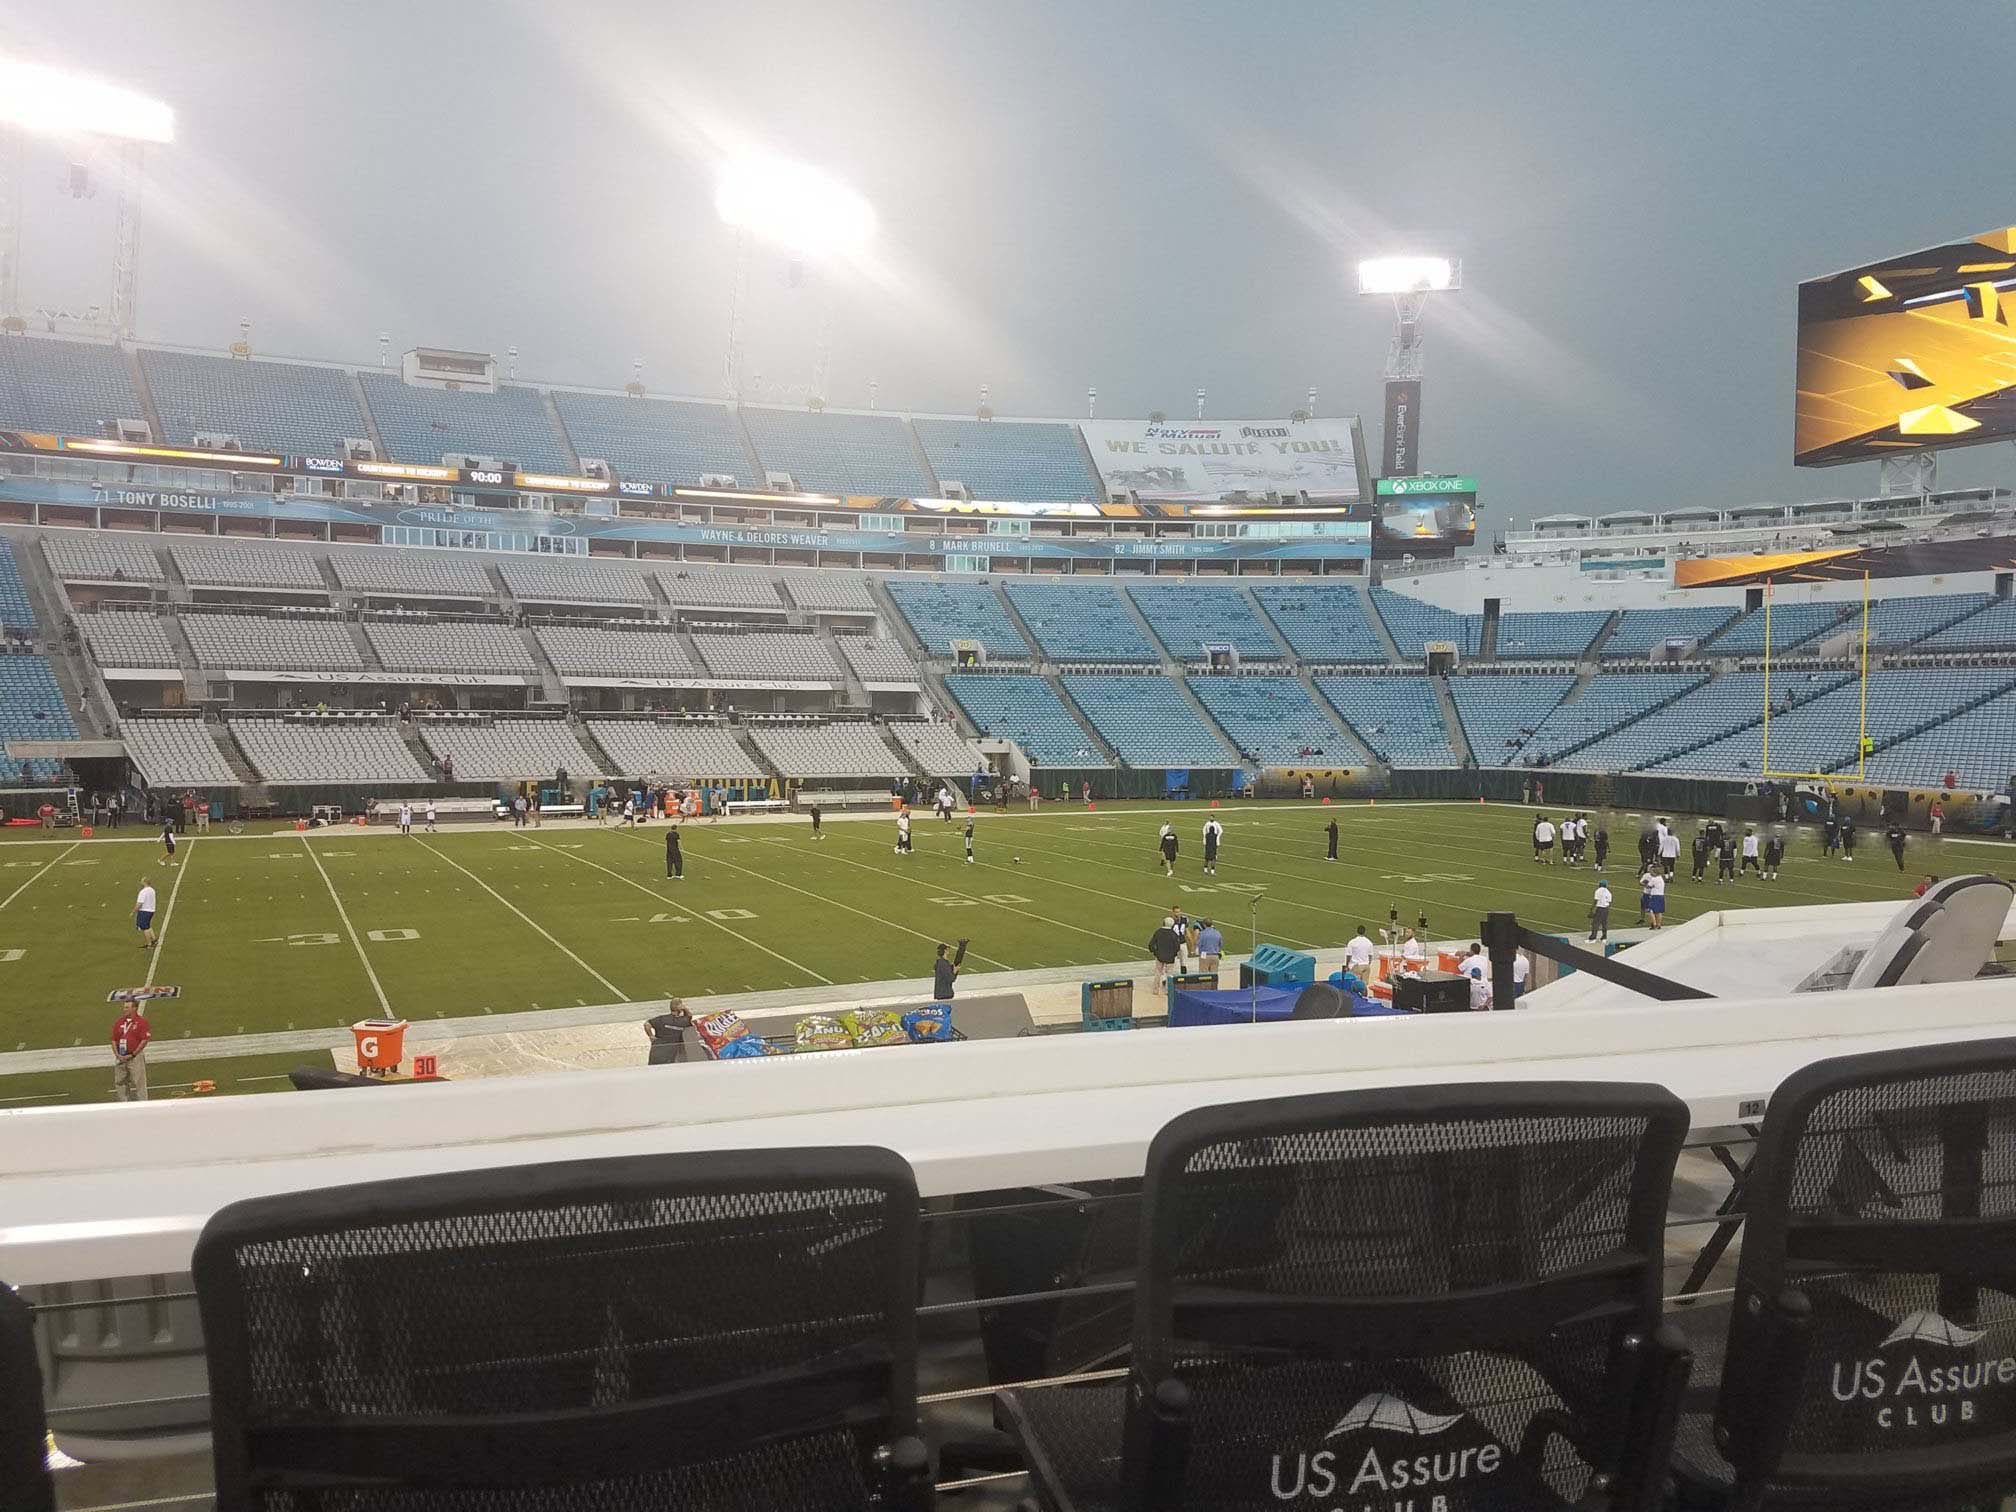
[1001,1081,1692,1511]
[193,1149,931,1511]
[1,1280,56,1512]
[1672,1037,2016,1511]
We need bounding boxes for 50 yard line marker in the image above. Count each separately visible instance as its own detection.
[144,837,197,987]
[0,839,80,912]
[300,836,393,1014]
[417,839,628,1001]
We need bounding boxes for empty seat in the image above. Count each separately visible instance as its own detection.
[691,632,842,682]
[180,614,362,671]
[1561,670,1853,774]
[358,371,574,472]
[1858,591,1996,649]
[82,611,176,668]
[1251,582,1389,663]
[537,625,697,679]
[497,556,657,607]
[0,659,79,780]
[1002,1083,1690,1512]
[1186,676,1352,764]
[1062,675,1237,768]
[1861,688,2016,789]
[40,532,165,585]
[327,547,493,599]
[549,388,751,485]
[740,406,934,495]
[122,719,237,786]
[780,572,876,612]
[584,721,762,777]
[1494,609,1609,658]
[887,722,987,778]
[1510,671,1705,767]
[1127,584,1284,661]
[170,542,328,592]
[1371,588,1482,656]
[885,580,1030,658]
[1705,601,1848,656]
[228,718,432,785]
[1315,675,1457,765]
[1449,673,1577,762]
[1602,606,1738,657]
[193,1148,928,1511]
[1005,582,1160,663]
[417,719,602,781]
[751,724,900,779]
[0,334,143,436]
[654,567,783,611]
[944,674,1109,767]
[836,635,920,685]
[0,541,35,631]
[365,619,535,675]
[140,349,371,453]
[910,417,1101,502]
[1920,595,2016,651]
[1670,1038,2016,1508]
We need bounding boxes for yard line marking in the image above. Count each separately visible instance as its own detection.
[610,830,1013,970]
[0,840,80,912]
[756,835,1147,958]
[299,836,393,1014]
[417,840,628,1001]
[527,838,832,986]
[144,837,196,988]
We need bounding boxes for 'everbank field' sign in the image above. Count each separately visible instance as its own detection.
[1080,418,1365,501]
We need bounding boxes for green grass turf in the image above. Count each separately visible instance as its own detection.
[0,801,1982,1064]
[0,1051,318,1108]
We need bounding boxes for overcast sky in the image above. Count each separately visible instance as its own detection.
[6,0,2013,527]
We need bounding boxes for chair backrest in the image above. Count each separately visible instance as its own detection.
[0,1281,56,1512]
[1126,1081,1688,1509]
[194,1148,920,1510]
[1715,1037,2016,1505]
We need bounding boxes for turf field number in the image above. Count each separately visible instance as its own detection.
[927,896,978,907]
[367,928,420,942]
[648,912,689,924]
[269,932,339,947]
[0,949,23,963]
[1379,872,1473,884]
[1216,882,1266,894]
[705,908,756,921]
[979,894,1031,905]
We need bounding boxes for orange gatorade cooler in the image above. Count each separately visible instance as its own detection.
[351,1018,410,1076]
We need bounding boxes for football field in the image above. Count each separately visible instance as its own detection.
[0,800,1974,1092]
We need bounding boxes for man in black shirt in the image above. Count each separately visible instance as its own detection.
[1690,829,1710,882]
[1886,821,1908,871]
[1592,825,1609,869]
[665,826,683,879]
[1763,829,1785,880]
[1840,816,1858,861]
[1324,817,1339,862]
[1716,832,1737,883]
[1148,917,1183,991]
[643,1003,691,1065]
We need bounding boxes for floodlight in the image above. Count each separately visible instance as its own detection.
[1356,256,1457,296]
[714,153,875,256]
[0,58,174,144]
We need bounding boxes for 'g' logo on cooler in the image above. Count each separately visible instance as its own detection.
[357,1035,379,1060]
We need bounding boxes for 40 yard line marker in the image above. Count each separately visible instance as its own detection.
[417,839,627,1002]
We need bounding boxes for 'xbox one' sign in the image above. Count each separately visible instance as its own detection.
[1379,475,1478,496]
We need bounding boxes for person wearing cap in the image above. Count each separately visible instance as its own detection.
[1588,878,1613,941]
[932,942,961,1003]
[1148,916,1183,991]
[110,1000,151,1102]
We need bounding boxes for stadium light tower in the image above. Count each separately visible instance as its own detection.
[1357,255,1460,478]
[0,57,174,337]
[715,152,875,403]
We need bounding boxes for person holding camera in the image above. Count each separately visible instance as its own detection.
[934,940,968,1003]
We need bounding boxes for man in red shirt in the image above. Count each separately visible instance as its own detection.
[111,1004,151,1102]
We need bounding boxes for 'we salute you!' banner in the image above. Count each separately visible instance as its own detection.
[1079,418,1367,501]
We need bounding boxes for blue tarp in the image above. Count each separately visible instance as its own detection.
[1168,985,1409,1027]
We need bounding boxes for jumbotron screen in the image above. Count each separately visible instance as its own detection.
[1796,226,2016,465]
[1374,475,1477,554]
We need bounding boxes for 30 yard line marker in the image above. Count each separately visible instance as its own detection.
[418,840,627,1001]
[0,840,80,912]
[144,837,196,987]
[299,836,393,1014]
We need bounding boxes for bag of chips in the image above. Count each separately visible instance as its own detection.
[794,1014,852,1052]
[694,1009,752,1057]
[714,1035,775,1059]
[900,1005,953,1043]
[842,1009,906,1047]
